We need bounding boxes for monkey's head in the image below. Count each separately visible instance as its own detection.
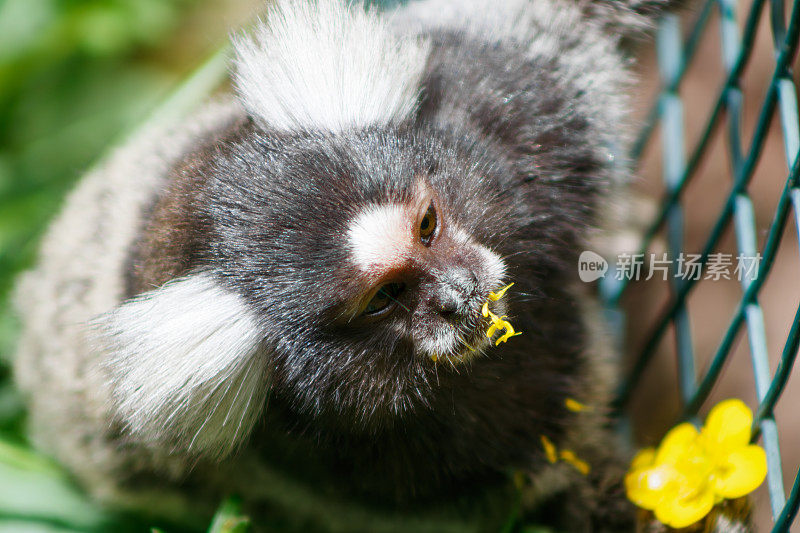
[101,115,531,458]
[198,123,518,426]
[117,118,523,437]
[97,0,601,460]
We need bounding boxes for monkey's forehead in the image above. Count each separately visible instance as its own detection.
[347,203,415,275]
[345,177,437,277]
[344,198,504,284]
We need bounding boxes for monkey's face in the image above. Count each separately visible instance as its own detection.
[341,180,508,364]
[204,124,520,426]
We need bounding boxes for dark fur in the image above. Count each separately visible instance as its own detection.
[117,0,691,530]
[122,26,608,525]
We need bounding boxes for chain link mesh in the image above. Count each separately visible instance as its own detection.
[603,1,800,529]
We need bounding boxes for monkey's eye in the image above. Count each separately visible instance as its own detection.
[363,282,405,317]
[419,203,437,246]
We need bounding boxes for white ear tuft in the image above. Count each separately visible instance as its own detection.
[93,272,269,459]
[231,0,430,133]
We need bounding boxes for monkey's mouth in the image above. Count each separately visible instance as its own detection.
[431,290,517,366]
[454,315,494,360]
[431,316,500,366]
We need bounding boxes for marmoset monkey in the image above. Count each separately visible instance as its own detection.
[13,1,743,531]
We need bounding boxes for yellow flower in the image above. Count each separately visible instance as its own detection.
[625,425,715,528]
[624,399,767,529]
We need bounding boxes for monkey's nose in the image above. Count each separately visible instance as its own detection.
[433,268,477,321]
[436,293,461,319]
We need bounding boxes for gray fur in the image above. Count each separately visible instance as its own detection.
[13,98,244,516]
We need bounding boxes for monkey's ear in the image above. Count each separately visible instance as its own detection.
[92,272,269,459]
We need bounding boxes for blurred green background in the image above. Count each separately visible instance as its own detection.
[0,0,255,530]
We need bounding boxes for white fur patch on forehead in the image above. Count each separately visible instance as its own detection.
[232,0,430,133]
[348,204,412,272]
[93,272,269,459]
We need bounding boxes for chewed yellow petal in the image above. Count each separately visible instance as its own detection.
[540,435,558,464]
[654,484,715,529]
[565,398,589,412]
[712,445,767,499]
[655,423,699,466]
[485,311,506,336]
[701,399,753,455]
[496,332,521,345]
[485,309,501,323]
[430,354,438,362]
[495,324,521,345]
[482,300,520,345]
[559,450,590,475]
[488,282,514,301]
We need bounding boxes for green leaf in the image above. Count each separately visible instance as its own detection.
[207,497,251,533]
[0,445,110,531]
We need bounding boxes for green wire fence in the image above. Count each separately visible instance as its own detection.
[601,0,800,530]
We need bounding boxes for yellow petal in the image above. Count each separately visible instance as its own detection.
[559,449,590,475]
[625,464,680,510]
[565,398,589,412]
[673,453,714,496]
[700,399,753,455]
[629,448,656,471]
[654,484,715,529]
[655,423,699,466]
[481,301,490,317]
[486,322,500,338]
[540,435,558,464]
[495,325,521,345]
[711,445,767,499]
[485,309,501,323]
[488,282,514,301]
